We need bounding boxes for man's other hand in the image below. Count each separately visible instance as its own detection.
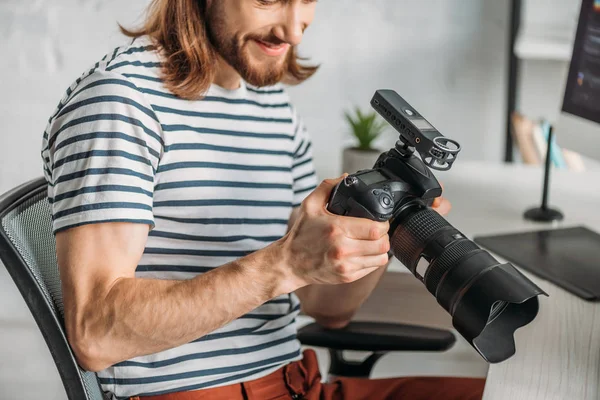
[432,195,451,216]
[432,182,451,216]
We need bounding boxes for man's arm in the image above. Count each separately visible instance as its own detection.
[58,178,389,372]
[292,194,452,329]
[57,222,294,372]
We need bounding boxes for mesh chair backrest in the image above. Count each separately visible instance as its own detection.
[0,180,106,400]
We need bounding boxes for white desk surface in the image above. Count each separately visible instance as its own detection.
[421,161,600,400]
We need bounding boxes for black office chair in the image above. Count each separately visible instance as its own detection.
[0,178,455,399]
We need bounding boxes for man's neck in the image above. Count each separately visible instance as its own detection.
[213,56,242,90]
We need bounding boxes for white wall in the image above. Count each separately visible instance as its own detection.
[291,0,511,178]
[0,0,151,194]
[0,0,511,194]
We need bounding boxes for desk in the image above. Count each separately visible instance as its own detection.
[418,161,600,400]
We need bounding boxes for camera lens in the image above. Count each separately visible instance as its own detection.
[388,203,547,363]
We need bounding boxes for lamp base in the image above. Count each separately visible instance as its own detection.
[523,207,564,223]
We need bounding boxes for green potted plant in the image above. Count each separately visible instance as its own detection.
[342,107,388,174]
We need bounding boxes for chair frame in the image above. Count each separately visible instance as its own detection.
[0,177,96,400]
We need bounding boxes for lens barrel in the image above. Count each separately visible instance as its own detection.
[389,204,548,363]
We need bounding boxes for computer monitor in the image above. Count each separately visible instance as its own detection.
[556,0,600,161]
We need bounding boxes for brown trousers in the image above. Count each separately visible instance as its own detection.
[130,349,485,400]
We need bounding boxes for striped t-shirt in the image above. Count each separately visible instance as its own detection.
[41,37,318,399]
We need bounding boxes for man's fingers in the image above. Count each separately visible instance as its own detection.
[346,266,383,282]
[347,254,390,270]
[432,196,452,216]
[338,236,390,258]
[432,180,451,216]
[304,174,348,211]
[336,217,389,240]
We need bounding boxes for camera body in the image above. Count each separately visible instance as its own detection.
[329,90,454,227]
[327,151,441,223]
[326,90,547,364]
[329,89,456,223]
[327,170,410,223]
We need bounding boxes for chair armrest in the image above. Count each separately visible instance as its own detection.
[297,321,455,352]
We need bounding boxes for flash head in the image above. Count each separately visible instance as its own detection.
[371,90,461,171]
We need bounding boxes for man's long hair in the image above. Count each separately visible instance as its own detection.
[121,0,318,100]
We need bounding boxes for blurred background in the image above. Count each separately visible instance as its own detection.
[0,0,586,194]
[0,0,593,398]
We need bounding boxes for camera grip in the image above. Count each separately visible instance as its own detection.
[326,182,347,215]
[326,181,389,221]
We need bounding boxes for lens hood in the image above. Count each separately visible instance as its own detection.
[447,263,548,363]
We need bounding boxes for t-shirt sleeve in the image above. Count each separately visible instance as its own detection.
[41,70,163,234]
[290,107,318,207]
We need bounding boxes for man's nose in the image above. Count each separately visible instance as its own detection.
[272,8,304,46]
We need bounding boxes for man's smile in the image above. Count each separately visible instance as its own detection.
[253,38,290,56]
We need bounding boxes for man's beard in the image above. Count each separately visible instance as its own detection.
[206,5,290,87]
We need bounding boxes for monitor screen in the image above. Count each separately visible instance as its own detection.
[562,0,600,124]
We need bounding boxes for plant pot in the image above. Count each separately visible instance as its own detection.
[341,147,382,175]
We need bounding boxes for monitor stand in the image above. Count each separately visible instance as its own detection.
[524,207,564,223]
[523,124,563,223]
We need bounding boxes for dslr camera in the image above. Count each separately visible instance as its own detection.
[327,90,547,363]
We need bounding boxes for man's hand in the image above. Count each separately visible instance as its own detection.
[279,176,390,291]
[432,195,452,216]
[287,179,452,328]
[432,182,451,216]
[282,176,390,328]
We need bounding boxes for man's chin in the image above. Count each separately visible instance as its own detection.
[240,60,287,87]
[242,70,285,87]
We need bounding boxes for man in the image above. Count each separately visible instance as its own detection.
[41,0,485,399]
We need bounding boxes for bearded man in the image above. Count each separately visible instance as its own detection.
[41,1,485,399]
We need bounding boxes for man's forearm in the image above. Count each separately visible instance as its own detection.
[295,261,389,328]
[68,243,291,372]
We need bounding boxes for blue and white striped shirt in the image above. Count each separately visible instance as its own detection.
[41,37,318,399]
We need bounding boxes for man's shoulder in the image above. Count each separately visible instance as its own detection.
[45,38,162,123]
[75,37,161,90]
[100,36,162,79]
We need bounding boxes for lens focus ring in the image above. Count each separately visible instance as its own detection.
[424,239,479,296]
[390,208,448,273]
